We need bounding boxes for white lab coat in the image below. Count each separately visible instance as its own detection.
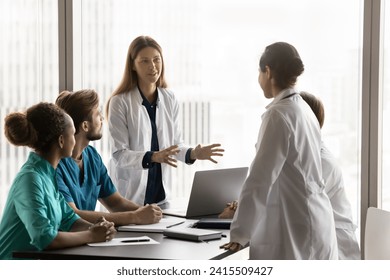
[230,88,338,260]
[321,143,361,260]
[107,87,191,205]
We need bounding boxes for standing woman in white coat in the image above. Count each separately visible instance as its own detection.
[105,36,224,206]
[299,92,361,260]
[221,42,338,259]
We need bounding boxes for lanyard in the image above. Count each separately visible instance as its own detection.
[282,93,297,100]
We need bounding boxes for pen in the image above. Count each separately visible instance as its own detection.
[121,239,150,243]
[166,221,185,228]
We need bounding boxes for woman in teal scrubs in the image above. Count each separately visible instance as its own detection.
[0,102,116,260]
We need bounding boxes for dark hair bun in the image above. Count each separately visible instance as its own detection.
[4,102,68,152]
[259,42,304,89]
[285,56,304,77]
[4,112,37,147]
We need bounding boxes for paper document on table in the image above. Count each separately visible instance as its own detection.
[117,217,186,233]
[87,236,159,246]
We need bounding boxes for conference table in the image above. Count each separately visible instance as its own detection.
[12,219,235,260]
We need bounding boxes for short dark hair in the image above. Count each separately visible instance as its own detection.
[56,89,99,134]
[259,42,304,89]
[4,102,68,152]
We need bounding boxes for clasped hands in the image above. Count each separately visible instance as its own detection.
[151,143,224,167]
[89,216,116,242]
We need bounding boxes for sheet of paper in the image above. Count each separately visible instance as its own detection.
[87,236,159,247]
[117,217,187,233]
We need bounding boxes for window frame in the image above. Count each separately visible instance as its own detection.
[58,0,383,256]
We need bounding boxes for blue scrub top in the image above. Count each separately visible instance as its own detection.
[0,152,79,260]
[56,145,117,210]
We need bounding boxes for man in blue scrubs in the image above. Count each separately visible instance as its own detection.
[55,89,162,226]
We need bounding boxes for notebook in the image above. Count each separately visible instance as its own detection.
[163,228,222,242]
[194,218,232,229]
[117,217,186,233]
[162,167,248,218]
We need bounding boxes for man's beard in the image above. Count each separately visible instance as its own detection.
[86,130,102,141]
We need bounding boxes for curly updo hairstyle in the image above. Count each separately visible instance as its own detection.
[259,42,304,89]
[4,102,68,153]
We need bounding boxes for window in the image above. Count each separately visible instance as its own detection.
[0,0,58,216]
[0,1,365,242]
[73,0,362,233]
[381,0,390,210]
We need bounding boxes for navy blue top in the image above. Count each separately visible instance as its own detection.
[139,88,194,205]
[140,89,165,205]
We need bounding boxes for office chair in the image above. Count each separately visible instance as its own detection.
[364,207,390,260]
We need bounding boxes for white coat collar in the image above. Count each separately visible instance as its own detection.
[134,86,162,106]
[265,88,296,109]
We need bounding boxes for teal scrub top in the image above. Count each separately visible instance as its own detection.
[56,145,116,211]
[0,152,80,260]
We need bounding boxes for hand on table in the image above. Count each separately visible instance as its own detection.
[220,242,242,252]
[89,216,116,242]
[218,200,238,219]
[133,204,163,225]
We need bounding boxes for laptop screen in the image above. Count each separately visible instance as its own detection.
[163,167,248,218]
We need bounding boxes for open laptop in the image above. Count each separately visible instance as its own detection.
[162,167,248,218]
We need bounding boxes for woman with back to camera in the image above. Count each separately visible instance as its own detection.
[220,42,338,259]
[105,35,224,206]
[0,102,116,260]
[220,91,360,259]
[299,91,361,260]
